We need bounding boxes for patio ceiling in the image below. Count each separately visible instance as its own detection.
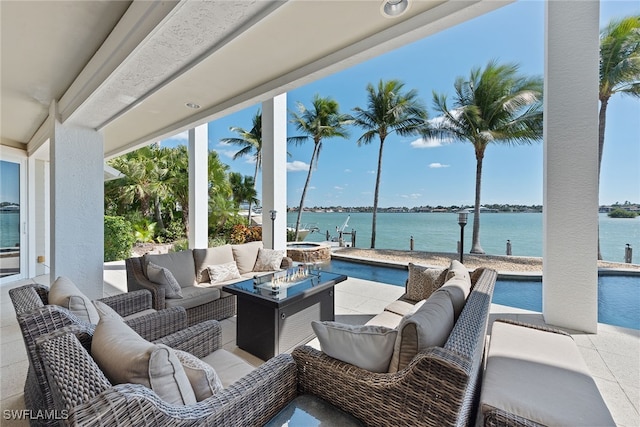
[1,0,512,159]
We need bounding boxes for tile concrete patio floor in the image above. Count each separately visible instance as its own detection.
[1,261,638,426]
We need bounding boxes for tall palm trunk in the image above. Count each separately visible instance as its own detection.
[295,143,319,241]
[183,204,190,242]
[596,97,609,260]
[371,137,386,249]
[154,196,165,232]
[247,162,260,226]
[471,149,485,254]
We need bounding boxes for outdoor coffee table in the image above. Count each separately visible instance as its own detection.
[223,269,347,361]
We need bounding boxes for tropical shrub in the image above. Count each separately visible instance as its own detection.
[608,208,638,218]
[133,218,157,243]
[172,238,189,252]
[104,216,135,262]
[230,224,262,244]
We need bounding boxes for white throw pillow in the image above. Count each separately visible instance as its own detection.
[92,300,122,320]
[92,316,196,405]
[253,248,285,272]
[207,261,242,284]
[48,276,100,324]
[147,262,184,299]
[174,350,224,401]
[312,321,398,373]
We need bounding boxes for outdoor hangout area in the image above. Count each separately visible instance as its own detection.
[1,0,639,426]
[2,247,637,426]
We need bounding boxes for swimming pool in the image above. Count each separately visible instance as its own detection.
[323,259,640,330]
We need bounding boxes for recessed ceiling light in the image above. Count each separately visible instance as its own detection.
[185,102,201,109]
[381,0,409,18]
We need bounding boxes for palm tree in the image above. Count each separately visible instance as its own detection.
[598,15,640,259]
[290,95,351,241]
[221,111,263,224]
[229,172,259,223]
[431,60,543,254]
[350,79,428,248]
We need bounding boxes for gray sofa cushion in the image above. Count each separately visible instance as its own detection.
[388,290,455,373]
[165,285,221,311]
[146,262,184,298]
[232,241,263,274]
[193,245,235,283]
[312,321,398,373]
[92,316,196,405]
[48,276,100,324]
[144,250,196,288]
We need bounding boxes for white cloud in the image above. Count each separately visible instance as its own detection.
[429,162,450,168]
[216,149,237,159]
[287,160,310,171]
[401,193,421,199]
[344,169,352,173]
[367,170,376,174]
[410,137,452,148]
[334,186,344,191]
[170,131,189,141]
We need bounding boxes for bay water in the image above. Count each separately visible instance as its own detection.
[0,212,19,248]
[289,211,640,263]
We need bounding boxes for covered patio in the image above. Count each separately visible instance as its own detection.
[1,0,632,424]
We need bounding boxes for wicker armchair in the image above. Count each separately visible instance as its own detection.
[35,321,298,426]
[9,283,189,426]
[292,268,498,427]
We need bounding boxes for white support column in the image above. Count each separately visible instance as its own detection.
[543,0,600,332]
[188,125,209,249]
[28,157,50,277]
[50,104,104,299]
[262,94,288,250]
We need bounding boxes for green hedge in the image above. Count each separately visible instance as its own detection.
[104,216,136,262]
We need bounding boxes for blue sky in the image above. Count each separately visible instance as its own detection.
[161,0,639,208]
[0,160,20,204]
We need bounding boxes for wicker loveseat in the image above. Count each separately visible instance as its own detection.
[126,241,293,326]
[34,319,297,426]
[9,282,190,426]
[292,265,498,427]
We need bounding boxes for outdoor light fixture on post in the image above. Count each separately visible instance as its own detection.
[269,210,277,249]
[457,209,469,263]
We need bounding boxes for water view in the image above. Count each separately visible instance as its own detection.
[325,259,640,330]
[290,211,639,263]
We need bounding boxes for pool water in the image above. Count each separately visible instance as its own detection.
[324,260,640,330]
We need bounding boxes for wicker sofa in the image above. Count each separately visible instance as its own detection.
[292,264,498,427]
[33,318,297,426]
[9,282,189,427]
[126,241,293,326]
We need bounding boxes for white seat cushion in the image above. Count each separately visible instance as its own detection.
[200,349,256,388]
[365,310,403,329]
[480,321,615,426]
